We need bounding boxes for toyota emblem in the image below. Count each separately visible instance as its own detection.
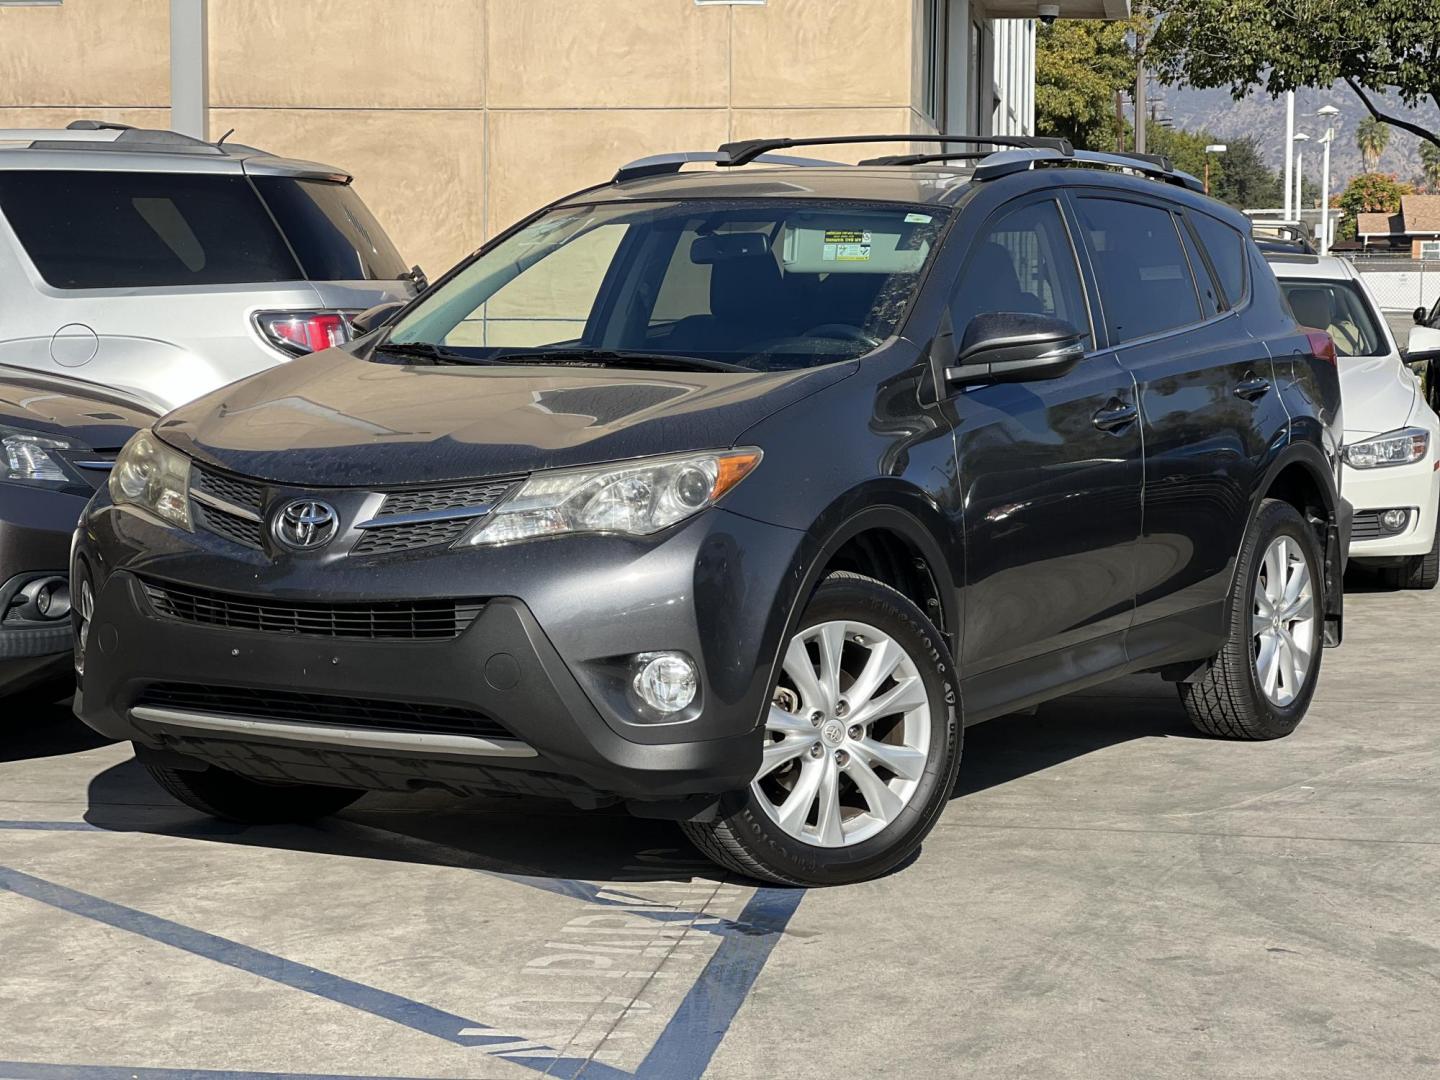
[272,499,339,550]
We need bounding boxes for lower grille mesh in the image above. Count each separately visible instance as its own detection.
[136,682,511,740]
[141,578,484,640]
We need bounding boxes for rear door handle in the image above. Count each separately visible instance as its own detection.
[1234,374,1271,401]
[1092,401,1138,433]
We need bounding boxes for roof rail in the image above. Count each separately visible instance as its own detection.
[716,133,1073,167]
[972,147,1071,181]
[613,150,842,184]
[1068,150,1207,193]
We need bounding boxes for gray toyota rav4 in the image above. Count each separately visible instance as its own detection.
[73,135,1346,885]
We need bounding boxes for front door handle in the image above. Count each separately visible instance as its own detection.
[1092,401,1138,433]
[1234,374,1272,401]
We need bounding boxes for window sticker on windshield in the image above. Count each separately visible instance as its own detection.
[904,213,933,224]
[823,228,872,262]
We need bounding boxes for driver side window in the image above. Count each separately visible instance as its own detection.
[952,199,1092,350]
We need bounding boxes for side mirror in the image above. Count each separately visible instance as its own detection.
[1406,323,1440,364]
[945,312,1085,387]
[408,264,428,292]
[1415,306,1429,326]
[350,300,406,336]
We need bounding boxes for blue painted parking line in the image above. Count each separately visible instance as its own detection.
[0,820,100,831]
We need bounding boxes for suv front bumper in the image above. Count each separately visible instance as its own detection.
[72,505,813,810]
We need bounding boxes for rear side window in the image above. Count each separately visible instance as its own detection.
[0,170,302,288]
[1279,280,1386,357]
[251,177,406,281]
[1076,197,1202,345]
[1190,212,1249,308]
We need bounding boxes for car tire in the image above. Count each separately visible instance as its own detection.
[1392,523,1440,590]
[1178,499,1325,740]
[681,572,961,887]
[145,758,363,824]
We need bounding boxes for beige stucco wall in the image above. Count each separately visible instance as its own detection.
[0,0,937,277]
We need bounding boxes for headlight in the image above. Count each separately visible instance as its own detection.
[110,430,193,530]
[1343,427,1430,469]
[1,425,78,485]
[462,448,762,546]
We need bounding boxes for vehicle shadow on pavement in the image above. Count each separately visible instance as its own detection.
[955,676,1204,798]
[0,692,113,765]
[81,752,722,884]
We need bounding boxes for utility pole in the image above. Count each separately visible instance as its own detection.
[1283,91,1295,220]
[1134,31,1147,155]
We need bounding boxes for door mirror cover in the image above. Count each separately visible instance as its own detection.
[1406,323,1440,364]
[1415,306,1429,326]
[946,312,1085,386]
[351,300,407,336]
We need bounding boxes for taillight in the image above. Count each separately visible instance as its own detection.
[1304,330,1337,366]
[254,311,357,356]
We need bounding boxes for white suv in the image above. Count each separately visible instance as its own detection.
[1272,253,1440,588]
[0,121,418,412]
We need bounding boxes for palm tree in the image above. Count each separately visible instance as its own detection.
[1357,116,1390,172]
[1421,142,1440,192]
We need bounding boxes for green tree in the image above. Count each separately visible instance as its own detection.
[1209,136,1283,209]
[1334,172,1414,241]
[1147,0,1440,149]
[1356,116,1390,171]
[1034,19,1135,150]
[1420,142,1440,191]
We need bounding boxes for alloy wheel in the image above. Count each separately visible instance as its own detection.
[74,578,94,677]
[753,619,932,848]
[1252,535,1316,707]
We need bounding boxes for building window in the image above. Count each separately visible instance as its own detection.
[1420,240,1440,261]
[921,0,948,127]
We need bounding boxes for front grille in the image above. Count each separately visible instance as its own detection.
[136,682,511,741]
[141,578,484,640]
[377,477,521,517]
[194,467,265,513]
[353,517,471,556]
[194,502,265,550]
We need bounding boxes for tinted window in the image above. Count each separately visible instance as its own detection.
[1176,215,1222,316]
[1279,280,1386,357]
[1077,197,1202,344]
[252,177,406,281]
[952,198,1091,348]
[0,170,301,288]
[1190,212,1249,307]
[389,199,949,372]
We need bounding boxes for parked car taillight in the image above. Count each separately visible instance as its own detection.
[1304,330,1338,366]
[254,311,357,356]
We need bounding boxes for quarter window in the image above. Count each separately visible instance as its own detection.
[1076,197,1202,344]
[952,199,1091,349]
[1190,212,1249,308]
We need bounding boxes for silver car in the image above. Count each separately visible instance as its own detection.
[0,121,417,412]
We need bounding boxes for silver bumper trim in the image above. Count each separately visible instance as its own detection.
[128,706,539,759]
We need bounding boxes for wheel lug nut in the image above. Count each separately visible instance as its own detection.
[835,700,850,718]
[847,725,862,740]
[809,743,824,759]
[834,749,849,766]
[809,710,823,727]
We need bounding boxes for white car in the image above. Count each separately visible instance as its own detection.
[1271,253,1440,588]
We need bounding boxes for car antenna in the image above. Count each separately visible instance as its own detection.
[216,128,236,146]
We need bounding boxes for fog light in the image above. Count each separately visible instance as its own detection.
[632,652,698,714]
[1381,508,1410,532]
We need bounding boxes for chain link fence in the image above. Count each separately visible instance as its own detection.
[1343,254,1440,315]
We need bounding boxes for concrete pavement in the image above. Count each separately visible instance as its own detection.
[1,582,1437,1078]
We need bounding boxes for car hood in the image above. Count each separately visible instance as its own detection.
[0,365,157,450]
[1338,356,1418,440]
[155,348,854,486]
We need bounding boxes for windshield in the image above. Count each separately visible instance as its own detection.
[1279,279,1387,358]
[386,199,948,372]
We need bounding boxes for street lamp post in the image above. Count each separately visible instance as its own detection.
[1203,144,1227,195]
[1284,91,1296,220]
[1317,105,1341,254]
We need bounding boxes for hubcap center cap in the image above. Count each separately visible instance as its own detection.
[820,720,846,747]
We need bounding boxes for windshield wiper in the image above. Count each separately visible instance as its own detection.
[372,340,493,366]
[487,348,750,373]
